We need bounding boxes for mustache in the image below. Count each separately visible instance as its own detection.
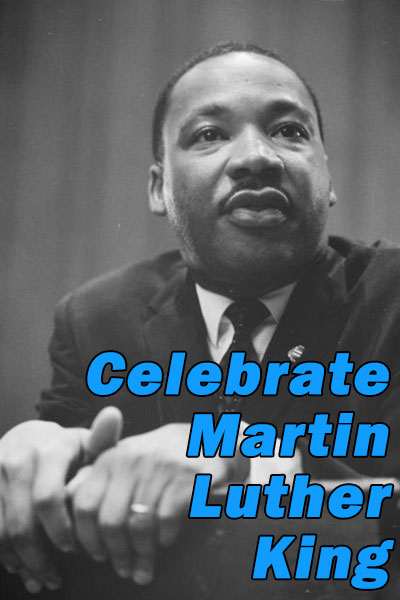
[220,179,286,211]
[230,178,268,195]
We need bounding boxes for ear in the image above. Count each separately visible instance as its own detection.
[328,180,337,207]
[324,153,337,208]
[148,163,167,216]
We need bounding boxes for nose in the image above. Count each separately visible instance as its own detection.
[226,127,284,182]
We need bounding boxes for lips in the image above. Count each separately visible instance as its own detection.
[222,187,290,229]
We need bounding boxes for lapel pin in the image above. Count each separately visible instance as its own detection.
[287,345,305,364]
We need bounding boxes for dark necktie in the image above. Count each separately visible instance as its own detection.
[217,299,270,413]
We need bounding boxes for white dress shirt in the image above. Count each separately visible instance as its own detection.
[196,282,296,362]
[195,281,302,483]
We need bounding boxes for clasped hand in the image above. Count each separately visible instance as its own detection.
[0,409,247,592]
[68,422,246,585]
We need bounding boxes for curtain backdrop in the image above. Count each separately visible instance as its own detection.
[1,0,399,434]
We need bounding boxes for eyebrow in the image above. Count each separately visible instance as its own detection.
[179,99,315,135]
[267,99,315,125]
[179,103,228,134]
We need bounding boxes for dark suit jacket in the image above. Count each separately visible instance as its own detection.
[2,236,396,600]
[38,236,400,479]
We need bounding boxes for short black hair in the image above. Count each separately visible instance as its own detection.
[152,41,324,163]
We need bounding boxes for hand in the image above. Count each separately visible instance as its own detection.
[70,423,249,585]
[0,407,122,594]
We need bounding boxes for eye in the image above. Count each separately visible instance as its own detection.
[192,126,226,144]
[272,123,309,141]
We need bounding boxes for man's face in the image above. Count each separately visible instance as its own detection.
[149,52,336,294]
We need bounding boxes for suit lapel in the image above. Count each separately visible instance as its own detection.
[267,247,349,361]
[246,247,353,424]
[142,269,215,423]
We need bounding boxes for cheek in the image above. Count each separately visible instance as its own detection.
[163,162,193,202]
[308,154,331,186]
[291,155,331,198]
[161,172,203,236]
[164,163,216,216]
[168,152,222,191]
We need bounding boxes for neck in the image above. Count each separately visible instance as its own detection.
[193,274,291,299]
[191,246,329,299]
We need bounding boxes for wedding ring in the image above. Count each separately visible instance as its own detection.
[130,503,152,516]
[129,503,155,532]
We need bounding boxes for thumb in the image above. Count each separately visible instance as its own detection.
[84,406,123,462]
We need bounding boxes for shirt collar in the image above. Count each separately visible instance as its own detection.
[195,281,296,347]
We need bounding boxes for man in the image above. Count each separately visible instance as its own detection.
[1,42,400,594]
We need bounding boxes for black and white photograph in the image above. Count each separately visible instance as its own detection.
[1,1,400,598]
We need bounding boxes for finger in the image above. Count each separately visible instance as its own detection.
[85,407,123,462]
[157,475,194,547]
[0,494,22,575]
[127,465,172,585]
[2,454,62,590]
[97,466,136,578]
[127,504,157,586]
[127,463,178,583]
[33,445,79,552]
[18,565,44,595]
[65,465,92,497]
[72,465,109,561]
[1,460,60,592]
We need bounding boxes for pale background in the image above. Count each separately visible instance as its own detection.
[1,0,399,435]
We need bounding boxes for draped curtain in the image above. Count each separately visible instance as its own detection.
[1,0,399,434]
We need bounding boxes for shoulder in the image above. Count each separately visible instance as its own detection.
[329,235,400,294]
[55,250,185,323]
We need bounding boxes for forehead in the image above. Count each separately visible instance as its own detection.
[166,52,316,131]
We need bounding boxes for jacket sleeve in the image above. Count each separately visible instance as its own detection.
[37,294,98,428]
[300,367,400,481]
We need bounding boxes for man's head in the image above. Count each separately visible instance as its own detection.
[148,42,337,296]
[151,42,325,164]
